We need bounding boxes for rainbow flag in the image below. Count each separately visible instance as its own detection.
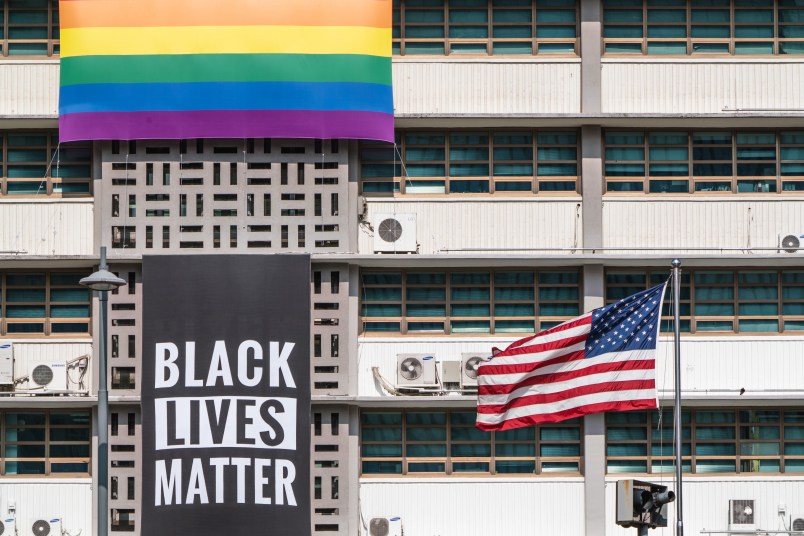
[58,0,394,142]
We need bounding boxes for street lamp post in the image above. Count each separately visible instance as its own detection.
[80,247,126,536]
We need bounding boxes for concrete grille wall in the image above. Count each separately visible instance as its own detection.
[107,265,142,395]
[311,265,351,396]
[99,139,350,256]
[310,406,357,536]
[109,407,142,534]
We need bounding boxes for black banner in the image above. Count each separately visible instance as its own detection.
[142,255,311,536]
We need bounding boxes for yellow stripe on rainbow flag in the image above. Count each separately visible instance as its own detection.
[60,25,392,59]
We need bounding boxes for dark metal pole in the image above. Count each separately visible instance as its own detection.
[98,246,109,536]
[671,259,684,536]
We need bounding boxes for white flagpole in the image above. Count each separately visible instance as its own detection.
[671,259,684,536]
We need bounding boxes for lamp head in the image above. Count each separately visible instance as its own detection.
[79,269,127,291]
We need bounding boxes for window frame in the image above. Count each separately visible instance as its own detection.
[602,0,804,56]
[360,268,583,335]
[605,268,804,334]
[361,409,584,476]
[0,270,92,337]
[0,0,60,58]
[0,409,92,477]
[393,0,580,57]
[360,129,581,197]
[0,132,92,197]
[605,408,804,475]
[603,130,804,195]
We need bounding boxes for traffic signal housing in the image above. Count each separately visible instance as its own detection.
[616,480,676,529]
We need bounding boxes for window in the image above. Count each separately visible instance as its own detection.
[361,269,581,334]
[0,0,60,57]
[605,269,804,334]
[0,410,91,475]
[606,408,804,474]
[361,410,582,475]
[604,131,804,194]
[0,271,91,335]
[393,0,578,56]
[0,133,91,196]
[360,130,579,195]
[603,0,804,56]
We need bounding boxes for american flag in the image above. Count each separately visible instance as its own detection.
[476,282,668,432]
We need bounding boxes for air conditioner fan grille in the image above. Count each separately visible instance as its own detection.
[369,517,390,536]
[378,218,403,243]
[32,520,51,536]
[399,358,423,381]
[464,356,484,380]
[730,500,754,525]
[782,234,801,253]
[31,364,54,387]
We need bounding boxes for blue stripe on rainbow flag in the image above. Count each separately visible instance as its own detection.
[59,81,394,115]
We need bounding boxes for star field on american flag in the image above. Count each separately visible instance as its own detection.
[586,283,667,359]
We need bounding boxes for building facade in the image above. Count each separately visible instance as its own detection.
[1,0,804,534]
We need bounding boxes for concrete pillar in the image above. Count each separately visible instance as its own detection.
[582,125,603,251]
[580,0,602,115]
[583,264,606,536]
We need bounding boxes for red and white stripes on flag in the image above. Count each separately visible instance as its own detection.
[476,283,668,432]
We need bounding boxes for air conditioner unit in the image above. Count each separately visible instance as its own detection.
[0,518,15,536]
[373,213,417,254]
[461,353,486,388]
[369,516,402,536]
[31,517,61,536]
[728,500,756,532]
[396,354,437,387]
[791,515,804,532]
[0,343,12,385]
[779,233,804,253]
[28,361,68,391]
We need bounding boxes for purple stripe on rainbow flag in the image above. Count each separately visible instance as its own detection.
[58,110,394,142]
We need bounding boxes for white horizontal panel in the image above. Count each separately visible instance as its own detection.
[0,480,92,536]
[360,199,582,255]
[602,61,804,114]
[655,336,804,398]
[394,60,581,115]
[0,200,94,256]
[7,341,93,392]
[0,61,59,117]
[605,476,804,536]
[603,199,804,255]
[358,337,516,397]
[359,336,804,399]
[361,479,584,536]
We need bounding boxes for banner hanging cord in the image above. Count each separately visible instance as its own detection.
[40,142,61,196]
